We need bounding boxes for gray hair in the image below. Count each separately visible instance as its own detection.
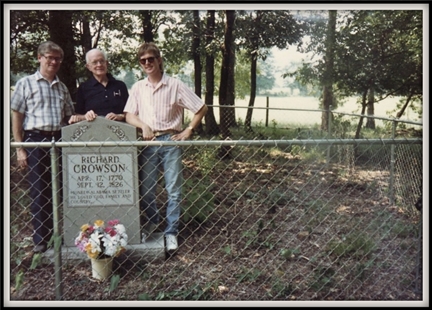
[85,48,107,64]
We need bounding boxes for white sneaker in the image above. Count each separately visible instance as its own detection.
[165,234,178,252]
[141,223,158,243]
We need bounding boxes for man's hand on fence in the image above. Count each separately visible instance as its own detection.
[16,148,28,169]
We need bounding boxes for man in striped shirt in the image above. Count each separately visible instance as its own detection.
[11,41,75,253]
[124,42,208,253]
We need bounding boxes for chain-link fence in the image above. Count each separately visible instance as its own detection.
[8,108,424,302]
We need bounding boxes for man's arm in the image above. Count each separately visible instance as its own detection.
[187,104,208,131]
[124,112,154,140]
[12,110,28,168]
[172,104,208,141]
[12,110,25,144]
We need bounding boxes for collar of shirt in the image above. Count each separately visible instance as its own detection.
[88,73,116,87]
[35,70,59,85]
[144,73,166,88]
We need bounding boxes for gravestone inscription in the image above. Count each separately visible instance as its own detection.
[62,117,141,247]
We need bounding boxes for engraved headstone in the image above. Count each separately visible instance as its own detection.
[61,117,141,247]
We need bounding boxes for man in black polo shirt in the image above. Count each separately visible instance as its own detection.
[68,48,129,124]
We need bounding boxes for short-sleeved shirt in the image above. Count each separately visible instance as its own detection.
[123,73,205,132]
[75,73,129,116]
[11,71,75,131]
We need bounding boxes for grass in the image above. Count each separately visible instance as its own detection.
[325,232,376,259]
[8,119,423,301]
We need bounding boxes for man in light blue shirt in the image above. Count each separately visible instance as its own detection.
[11,41,75,253]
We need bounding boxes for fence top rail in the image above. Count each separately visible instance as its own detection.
[10,138,423,149]
[207,104,423,125]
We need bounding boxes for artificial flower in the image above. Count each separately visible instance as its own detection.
[75,219,128,259]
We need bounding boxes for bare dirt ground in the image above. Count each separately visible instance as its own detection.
[8,149,423,302]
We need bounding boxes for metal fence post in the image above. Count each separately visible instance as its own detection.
[50,138,63,300]
[326,105,332,165]
[265,96,269,127]
[389,120,396,205]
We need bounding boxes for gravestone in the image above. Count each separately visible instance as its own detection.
[61,117,141,247]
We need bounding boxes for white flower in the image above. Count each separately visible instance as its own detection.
[102,235,117,256]
[89,234,102,254]
[114,224,126,234]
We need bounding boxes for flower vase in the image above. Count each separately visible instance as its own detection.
[91,257,113,280]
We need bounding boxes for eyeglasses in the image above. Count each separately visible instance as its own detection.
[90,60,106,66]
[139,56,157,65]
[42,55,63,63]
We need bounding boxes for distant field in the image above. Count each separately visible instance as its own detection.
[187,96,422,127]
[8,85,421,128]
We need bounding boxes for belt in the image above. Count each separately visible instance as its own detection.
[153,130,179,137]
[25,129,61,137]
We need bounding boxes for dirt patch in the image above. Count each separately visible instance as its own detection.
[8,151,423,301]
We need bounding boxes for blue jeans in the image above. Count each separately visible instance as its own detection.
[138,134,183,235]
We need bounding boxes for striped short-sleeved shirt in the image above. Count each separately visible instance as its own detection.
[11,71,75,131]
[123,73,205,132]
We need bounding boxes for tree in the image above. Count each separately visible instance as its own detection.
[204,10,220,135]
[10,10,141,97]
[219,10,236,139]
[75,11,138,79]
[289,10,422,135]
[321,10,336,131]
[378,11,423,120]
[226,15,237,130]
[140,10,155,43]
[10,10,50,75]
[80,12,92,55]
[237,10,303,132]
[192,10,205,134]
[215,10,237,160]
[335,10,423,137]
[48,11,77,101]
[161,11,195,75]
[283,11,328,100]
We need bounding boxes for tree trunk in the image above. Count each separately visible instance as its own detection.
[192,10,201,99]
[80,16,93,82]
[321,10,336,131]
[226,31,237,129]
[219,10,235,139]
[81,14,92,55]
[396,92,414,119]
[244,54,257,132]
[365,86,376,129]
[355,90,368,139]
[218,10,235,160]
[49,10,77,102]
[192,10,204,133]
[140,11,154,43]
[204,10,219,135]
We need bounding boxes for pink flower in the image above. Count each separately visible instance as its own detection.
[107,219,120,226]
[105,226,117,237]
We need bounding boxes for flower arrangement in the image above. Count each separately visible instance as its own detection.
[75,219,128,259]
